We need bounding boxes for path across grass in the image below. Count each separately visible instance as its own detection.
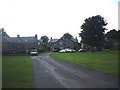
[50,51,119,77]
[2,56,35,88]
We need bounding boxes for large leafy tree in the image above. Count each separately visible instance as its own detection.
[79,15,107,50]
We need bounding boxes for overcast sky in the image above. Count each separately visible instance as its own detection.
[0,0,119,42]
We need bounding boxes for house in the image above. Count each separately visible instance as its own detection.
[1,29,13,54]
[1,29,38,54]
[11,34,38,54]
[49,34,79,51]
[49,38,59,51]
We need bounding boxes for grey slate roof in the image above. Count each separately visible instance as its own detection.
[2,32,12,43]
[2,36,12,43]
[11,37,37,43]
[50,38,78,44]
[49,39,59,43]
[71,38,78,42]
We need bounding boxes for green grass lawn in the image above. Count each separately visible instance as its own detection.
[2,56,35,88]
[50,51,119,77]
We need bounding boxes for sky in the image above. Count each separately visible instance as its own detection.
[0,0,119,42]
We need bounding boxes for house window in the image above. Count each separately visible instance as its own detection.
[60,42,63,45]
[25,40,28,42]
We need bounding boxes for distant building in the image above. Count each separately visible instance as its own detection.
[49,36,79,51]
[11,35,38,54]
[1,29,38,54]
[1,29,13,54]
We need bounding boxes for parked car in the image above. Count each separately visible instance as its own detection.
[66,48,76,52]
[78,49,86,52]
[65,48,71,52]
[30,49,38,56]
[71,49,76,52]
[59,49,66,53]
[59,48,76,53]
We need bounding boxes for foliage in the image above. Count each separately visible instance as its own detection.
[2,56,35,88]
[106,29,118,41]
[118,30,120,40]
[40,36,49,44]
[105,29,119,50]
[79,15,107,50]
[50,51,119,77]
[39,35,50,52]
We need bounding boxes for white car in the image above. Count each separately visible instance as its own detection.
[59,48,76,53]
[78,49,83,52]
[65,48,76,52]
[71,49,76,52]
[30,49,38,56]
[78,49,86,52]
[59,49,66,53]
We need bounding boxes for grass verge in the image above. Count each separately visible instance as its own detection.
[2,56,35,88]
[50,51,119,77]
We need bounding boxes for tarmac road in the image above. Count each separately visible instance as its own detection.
[30,53,118,88]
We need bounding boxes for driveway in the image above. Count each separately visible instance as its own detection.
[31,53,118,88]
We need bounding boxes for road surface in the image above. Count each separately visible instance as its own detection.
[31,53,118,88]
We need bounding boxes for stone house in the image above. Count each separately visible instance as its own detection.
[1,29,38,54]
[11,35,38,54]
[50,36,79,51]
[1,30,13,54]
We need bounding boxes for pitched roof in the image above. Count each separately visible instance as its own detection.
[11,37,37,43]
[2,36,12,43]
[2,32,12,43]
[49,39,59,43]
[50,37,78,44]
[71,38,78,42]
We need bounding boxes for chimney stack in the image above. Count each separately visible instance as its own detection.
[17,34,20,38]
[35,34,37,39]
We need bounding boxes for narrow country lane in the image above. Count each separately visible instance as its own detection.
[31,53,118,88]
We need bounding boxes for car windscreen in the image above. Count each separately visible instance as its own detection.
[31,50,37,52]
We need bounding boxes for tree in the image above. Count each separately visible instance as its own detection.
[40,36,49,44]
[106,29,118,41]
[105,29,119,50]
[38,36,49,52]
[79,15,107,51]
[118,30,120,40]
